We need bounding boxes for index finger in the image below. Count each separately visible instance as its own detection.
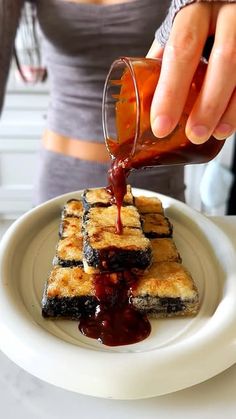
[150,2,211,138]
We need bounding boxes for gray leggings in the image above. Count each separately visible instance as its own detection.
[33,147,185,205]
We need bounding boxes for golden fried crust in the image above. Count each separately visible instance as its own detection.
[87,226,151,251]
[151,238,181,263]
[142,214,172,236]
[46,266,95,298]
[85,188,111,205]
[60,217,82,238]
[87,205,141,228]
[57,236,83,261]
[82,259,100,274]
[85,185,133,206]
[63,200,83,217]
[135,196,163,214]
[43,190,199,321]
[132,262,198,300]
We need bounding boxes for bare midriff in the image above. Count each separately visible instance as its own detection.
[62,0,133,5]
[43,129,110,163]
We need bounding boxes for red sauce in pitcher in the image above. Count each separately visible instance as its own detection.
[103,58,225,231]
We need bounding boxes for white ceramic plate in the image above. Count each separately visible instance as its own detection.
[0,188,236,400]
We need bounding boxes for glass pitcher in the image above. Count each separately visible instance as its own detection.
[102,57,225,169]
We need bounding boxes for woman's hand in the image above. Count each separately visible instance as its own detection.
[147,2,236,144]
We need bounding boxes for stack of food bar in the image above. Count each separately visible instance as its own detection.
[42,186,199,319]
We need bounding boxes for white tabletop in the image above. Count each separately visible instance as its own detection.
[0,216,236,419]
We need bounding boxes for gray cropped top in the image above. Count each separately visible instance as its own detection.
[37,0,168,141]
[0,0,235,143]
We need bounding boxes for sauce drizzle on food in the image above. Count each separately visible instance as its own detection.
[79,59,225,345]
[107,158,129,234]
[79,272,151,346]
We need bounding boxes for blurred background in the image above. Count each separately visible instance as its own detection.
[0,15,235,234]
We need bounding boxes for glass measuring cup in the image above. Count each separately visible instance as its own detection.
[102,57,225,169]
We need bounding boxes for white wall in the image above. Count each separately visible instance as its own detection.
[185,135,235,215]
[0,71,49,219]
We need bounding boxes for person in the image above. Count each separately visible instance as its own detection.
[0,0,235,206]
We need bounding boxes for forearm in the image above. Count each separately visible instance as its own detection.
[156,0,236,46]
[0,0,24,115]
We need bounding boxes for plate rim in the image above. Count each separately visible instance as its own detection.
[0,188,236,399]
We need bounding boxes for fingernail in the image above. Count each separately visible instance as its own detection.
[152,115,172,137]
[188,125,209,144]
[213,123,233,140]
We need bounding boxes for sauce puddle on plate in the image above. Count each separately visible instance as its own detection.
[79,272,151,346]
